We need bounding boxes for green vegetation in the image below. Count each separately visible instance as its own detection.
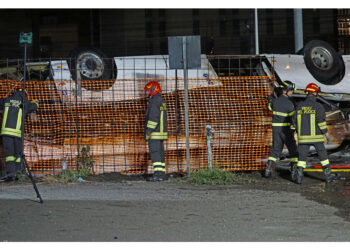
[187,168,256,185]
[77,145,94,172]
[16,172,26,182]
[41,145,94,184]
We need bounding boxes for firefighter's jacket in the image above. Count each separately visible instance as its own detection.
[270,94,295,127]
[0,90,38,138]
[293,95,327,144]
[145,93,168,140]
[267,94,276,112]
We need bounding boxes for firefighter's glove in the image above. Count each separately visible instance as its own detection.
[325,132,331,144]
[147,132,152,139]
[31,100,39,108]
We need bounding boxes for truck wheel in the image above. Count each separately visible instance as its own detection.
[303,40,345,85]
[68,48,116,91]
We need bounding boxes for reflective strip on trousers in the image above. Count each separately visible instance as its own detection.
[5,156,16,162]
[297,161,307,168]
[320,159,330,166]
[153,162,163,166]
[154,167,165,172]
[16,157,21,163]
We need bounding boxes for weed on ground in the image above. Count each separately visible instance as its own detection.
[186,168,257,185]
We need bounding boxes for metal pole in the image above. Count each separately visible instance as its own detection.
[206,125,213,170]
[22,43,27,171]
[183,37,191,175]
[254,9,259,55]
[294,9,304,53]
[175,69,180,173]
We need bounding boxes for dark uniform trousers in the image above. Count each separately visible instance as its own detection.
[2,135,23,176]
[267,94,298,164]
[269,127,298,162]
[297,143,330,169]
[148,139,165,172]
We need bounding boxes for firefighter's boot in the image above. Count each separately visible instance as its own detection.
[295,167,303,184]
[1,162,17,182]
[290,162,297,182]
[323,165,338,183]
[264,160,274,178]
[147,171,165,182]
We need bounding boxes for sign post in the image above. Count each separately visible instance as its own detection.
[168,35,201,175]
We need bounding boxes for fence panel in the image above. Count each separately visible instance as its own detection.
[0,75,272,175]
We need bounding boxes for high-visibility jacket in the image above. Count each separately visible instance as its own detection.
[270,94,295,127]
[267,94,276,112]
[0,90,38,138]
[145,93,168,140]
[293,95,327,144]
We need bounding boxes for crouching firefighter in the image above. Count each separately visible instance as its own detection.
[0,85,38,182]
[265,80,298,178]
[144,81,168,182]
[292,83,338,184]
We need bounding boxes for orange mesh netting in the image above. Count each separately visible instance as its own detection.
[0,77,273,175]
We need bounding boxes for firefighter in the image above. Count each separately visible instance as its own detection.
[292,83,337,184]
[0,85,38,182]
[144,81,168,182]
[265,80,298,178]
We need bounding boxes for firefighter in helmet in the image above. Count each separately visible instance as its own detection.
[265,80,298,178]
[144,81,168,182]
[0,84,38,182]
[292,83,337,184]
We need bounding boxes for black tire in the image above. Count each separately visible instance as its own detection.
[303,40,345,85]
[68,48,116,91]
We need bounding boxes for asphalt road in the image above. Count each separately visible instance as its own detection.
[1,173,350,242]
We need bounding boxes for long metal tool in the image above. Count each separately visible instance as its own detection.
[21,34,43,203]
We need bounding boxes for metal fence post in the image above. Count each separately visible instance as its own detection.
[183,37,191,175]
[206,125,213,170]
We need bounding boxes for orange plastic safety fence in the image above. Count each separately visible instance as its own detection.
[0,77,273,175]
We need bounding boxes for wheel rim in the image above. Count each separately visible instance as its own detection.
[310,46,333,70]
[77,52,104,79]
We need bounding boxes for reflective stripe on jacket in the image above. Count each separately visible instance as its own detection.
[145,93,168,140]
[270,95,295,127]
[293,95,327,144]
